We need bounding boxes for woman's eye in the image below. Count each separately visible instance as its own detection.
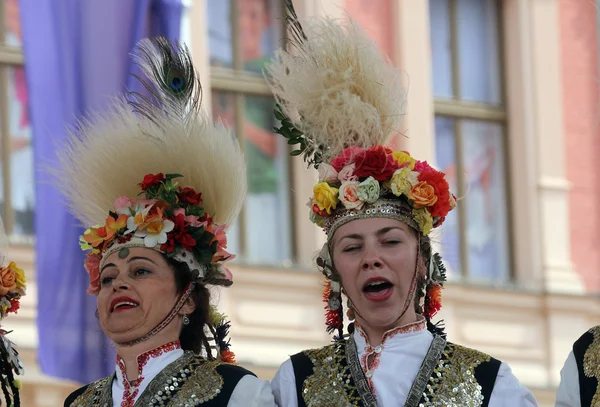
[343,246,360,253]
[101,276,114,286]
[384,240,401,245]
[134,268,151,276]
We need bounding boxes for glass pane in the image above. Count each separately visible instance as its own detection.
[3,0,22,47]
[434,116,461,277]
[207,0,234,68]
[211,91,240,258]
[239,0,281,74]
[429,0,454,99]
[0,66,34,236]
[242,94,292,264]
[457,0,502,104]
[461,120,509,281]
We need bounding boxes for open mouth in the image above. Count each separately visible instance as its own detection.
[363,280,393,293]
[110,297,140,312]
[362,278,394,302]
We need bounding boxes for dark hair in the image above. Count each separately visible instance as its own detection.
[167,258,214,357]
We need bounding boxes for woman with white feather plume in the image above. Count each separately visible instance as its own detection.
[265,3,538,407]
[59,37,274,407]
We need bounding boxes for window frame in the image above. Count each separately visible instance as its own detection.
[432,0,513,281]
[0,1,32,244]
[208,0,297,266]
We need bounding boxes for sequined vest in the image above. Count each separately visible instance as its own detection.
[290,335,501,407]
[573,326,600,407]
[64,351,254,407]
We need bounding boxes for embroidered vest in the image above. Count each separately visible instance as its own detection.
[64,352,254,407]
[291,336,500,407]
[573,326,600,407]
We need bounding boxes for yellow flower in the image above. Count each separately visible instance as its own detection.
[313,182,339,215]
[389,168,418,197]
[412,208,433,235]
[392,151,416,170]
[9,262,26,291]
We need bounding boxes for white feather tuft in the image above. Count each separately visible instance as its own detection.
[57,98,246,228]
[265,17,407,162]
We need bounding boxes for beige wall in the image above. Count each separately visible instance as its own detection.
[10,1,600,406]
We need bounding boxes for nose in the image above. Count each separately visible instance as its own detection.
[111,275,130,292]
[361,245,383,270]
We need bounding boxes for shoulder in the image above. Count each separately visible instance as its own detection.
[446,341,499,364]
[63,376,112,407]
[215,362,257,380]
[64,385,88,407]
[573,325,600,353]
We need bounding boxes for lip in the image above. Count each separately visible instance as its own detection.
[110,296,139,313]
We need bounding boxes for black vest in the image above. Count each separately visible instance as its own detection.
[573,326,600,407]
[64,352,254,407]
[291,336,500,407]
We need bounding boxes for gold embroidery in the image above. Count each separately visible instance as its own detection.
[302,342,362,407]
[421,343,490,407]
[583,326,600,406]
[69,376,112,406]
[167,360,224,406]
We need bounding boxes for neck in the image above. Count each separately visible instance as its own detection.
[116,336,180,381]
[356,312,421,347]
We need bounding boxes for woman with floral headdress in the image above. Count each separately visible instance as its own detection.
[59,37,274,407]
[265,3,538,407]
[555,326,600,407]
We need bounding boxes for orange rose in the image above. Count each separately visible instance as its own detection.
[408,181,438,208]
[0,266,17,296]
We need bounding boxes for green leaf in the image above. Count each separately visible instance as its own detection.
[274,109,285,121]
[291,150,303,156]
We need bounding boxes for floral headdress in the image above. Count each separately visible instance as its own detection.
[0,217,26,406]
[265,1,455,338]
[56,37,246,359]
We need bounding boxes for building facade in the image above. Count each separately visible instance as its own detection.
[1,0,599,406]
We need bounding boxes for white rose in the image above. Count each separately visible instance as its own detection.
[357,177,380,204]
[318,163,339,183]
[338,164,358,182]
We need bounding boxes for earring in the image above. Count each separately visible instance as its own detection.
[182,314,190,325]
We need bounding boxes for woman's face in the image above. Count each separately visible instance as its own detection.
[97,247,189,345]
[331,218,420,331]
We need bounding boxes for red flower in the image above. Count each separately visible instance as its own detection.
[7,298,20,314]
[138,173,165,190]
[330,146,365,172]
[312,204,329,217]
[413,160,434,174]
[417,170,452,218]
[160,214,196,253]
[354,146,399,181]
[178,187,202,206]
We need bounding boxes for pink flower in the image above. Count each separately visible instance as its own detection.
[223,267,233,281]
[208,224,236,262]
[173,208,203,227]
[338,164,358,182]
[84,253,102,295]
[338,181,363,209]
[114,196,133,214]
[414,160,435,174]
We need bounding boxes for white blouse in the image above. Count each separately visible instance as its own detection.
[555,351,580,407]
[112,341,275,407]
[272,321,538,407]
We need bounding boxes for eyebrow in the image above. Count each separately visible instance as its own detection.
[337,226,406,243]
[99,256,158,274]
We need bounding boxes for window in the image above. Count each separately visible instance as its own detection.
[430,0,510,281]
[0,0,34,242]
[207,0,293,266]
